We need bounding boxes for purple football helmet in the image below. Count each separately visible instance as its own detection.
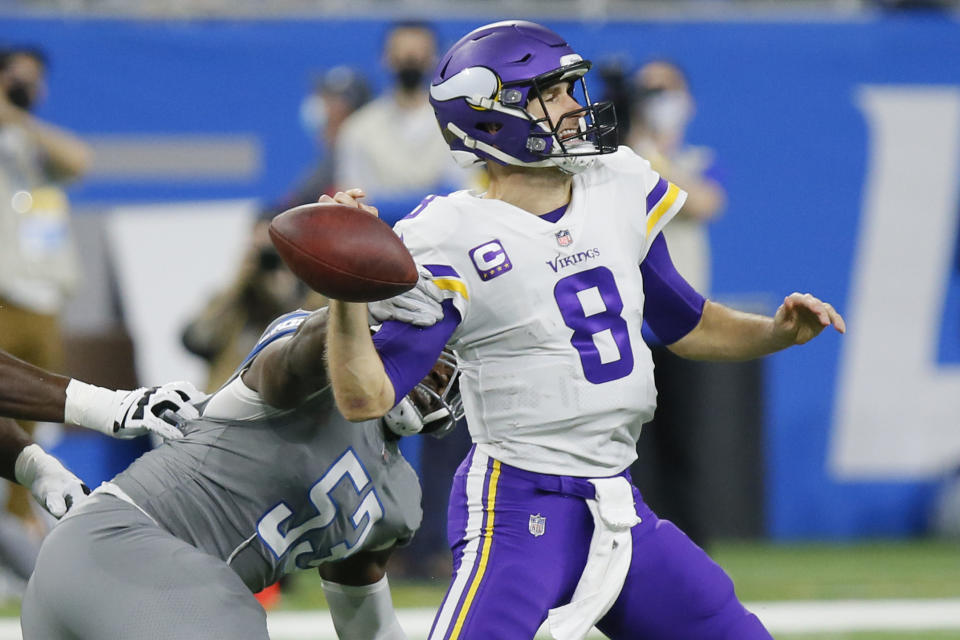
[429,20,617,173]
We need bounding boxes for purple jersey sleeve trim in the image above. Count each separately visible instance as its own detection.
[646,177,668,213]
[400,194,437,222]
[423,263,461,279]
[640,234,706,345]
[372,300,460,405]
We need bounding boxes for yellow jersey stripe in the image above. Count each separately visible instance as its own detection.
[646,182,681,236]
[433,277,470,300]
[449,459,501,639]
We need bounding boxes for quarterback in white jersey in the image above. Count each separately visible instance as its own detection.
[325,20,844,640]
[397,147,682,477]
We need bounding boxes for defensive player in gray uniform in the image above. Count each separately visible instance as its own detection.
[0,348,203,517]
[20,292,460,640]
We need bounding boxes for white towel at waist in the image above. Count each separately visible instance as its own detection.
[547,476,641,640]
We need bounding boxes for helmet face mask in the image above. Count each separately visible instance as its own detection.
[522,66,618,167]
[384,349,464,439]
[429,20,618,174]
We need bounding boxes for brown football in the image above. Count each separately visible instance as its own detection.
[268,202,417,302]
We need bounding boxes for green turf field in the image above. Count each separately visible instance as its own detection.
[276,539,960,609]
[270,539,960,639]
[712,540,960,601]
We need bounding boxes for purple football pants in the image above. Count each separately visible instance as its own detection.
[428,446,771,640]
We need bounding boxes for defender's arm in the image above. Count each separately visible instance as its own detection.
[242,308,332,409]
[0,417,88,518]
[319,548,406,640]
[0,350,199,439]
[0,350,69,423]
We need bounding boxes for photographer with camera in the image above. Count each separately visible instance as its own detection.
[181,218,320,392]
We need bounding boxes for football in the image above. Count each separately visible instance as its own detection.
[268,202,418,302]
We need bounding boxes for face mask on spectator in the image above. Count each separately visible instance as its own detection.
[299,94,327,137]
[395,64,426,91]
[6,81,34,111]
[643,90,692,139]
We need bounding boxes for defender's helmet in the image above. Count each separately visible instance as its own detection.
[429,20,617,173]
[384,349,464,439]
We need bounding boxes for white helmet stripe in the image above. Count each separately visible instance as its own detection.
[430,66,498,104]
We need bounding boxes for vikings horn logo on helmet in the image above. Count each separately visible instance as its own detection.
[429,66,499,106]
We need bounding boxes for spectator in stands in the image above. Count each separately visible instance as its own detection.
[627,60,727,548]
[334,21,472,226]
[0,45,92,532]
[628,60,724,294]
[280,65,371,210]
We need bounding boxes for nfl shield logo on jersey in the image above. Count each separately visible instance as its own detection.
[528,513,546,537]
[555,229,573,247]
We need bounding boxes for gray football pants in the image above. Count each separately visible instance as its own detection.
[20,494,268,639]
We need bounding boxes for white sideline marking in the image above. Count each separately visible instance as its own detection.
[750,598,960,633]
[4,599,960,638]
[275,599,960,638]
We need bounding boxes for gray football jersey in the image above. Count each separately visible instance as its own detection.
[112,385,422,593]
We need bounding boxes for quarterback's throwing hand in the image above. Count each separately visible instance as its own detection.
[773,292,846,346]
[369,266,445,327]
[318,188,380,217]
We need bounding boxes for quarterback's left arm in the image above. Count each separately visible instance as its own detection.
[668,294,846,361]
[640,235,845,359]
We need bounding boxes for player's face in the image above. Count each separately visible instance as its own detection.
[410,357,454,417]
[527,80,584,144]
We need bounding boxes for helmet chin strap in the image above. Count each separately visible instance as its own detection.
[446,120,598,175]
[536,116,599,174]
[447,123,556,169]
[551,154,598,174]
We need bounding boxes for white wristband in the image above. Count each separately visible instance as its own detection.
[64,379,125,435]
[14,443,45,489]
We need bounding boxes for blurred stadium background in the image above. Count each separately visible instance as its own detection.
[2,0,960,637]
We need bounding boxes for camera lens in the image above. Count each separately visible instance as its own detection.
[259,247,282,271]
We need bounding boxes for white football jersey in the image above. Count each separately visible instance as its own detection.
[395,147,687,476]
